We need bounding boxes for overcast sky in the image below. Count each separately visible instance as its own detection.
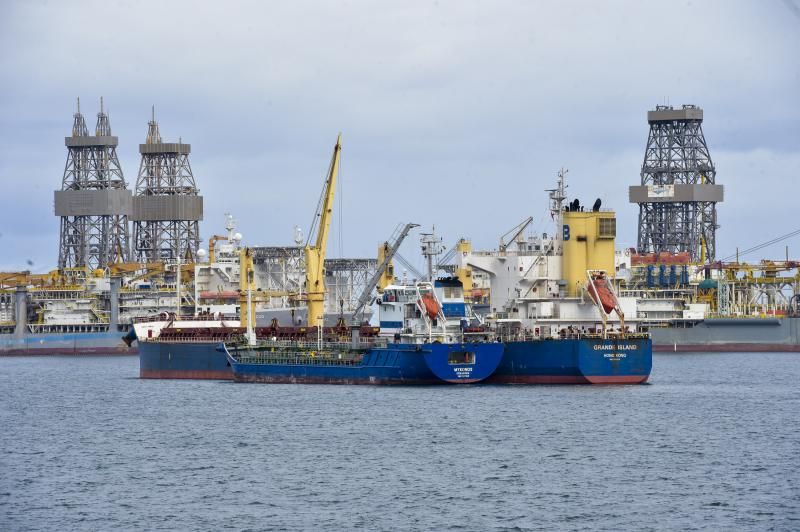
[1,0,798,273]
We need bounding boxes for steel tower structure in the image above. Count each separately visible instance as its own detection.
[55,98,132,269]
[629,105,724,262]
[131,109,203,262]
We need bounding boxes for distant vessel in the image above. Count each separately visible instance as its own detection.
[0,267,184,356]
[617,253,800,352]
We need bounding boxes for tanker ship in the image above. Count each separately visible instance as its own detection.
[225,279,504,385]
[137,135,383,379]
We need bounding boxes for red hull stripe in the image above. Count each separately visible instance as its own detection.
[489,374,649,385]
[140,369,233,380]
[233,376,442,385]
[584,375,650,384]
[1,348,137,356]
[654,343,800,353]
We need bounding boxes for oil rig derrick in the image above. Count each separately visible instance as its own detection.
[55,98,132,269]
[629,105,724,262]
[131,108,203,263]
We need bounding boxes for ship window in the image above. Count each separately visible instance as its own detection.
[448,351,475,365]
[598,218,616,238]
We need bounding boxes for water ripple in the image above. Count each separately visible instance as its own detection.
[0,353,798,530]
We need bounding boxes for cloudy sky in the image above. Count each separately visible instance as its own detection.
[1,0,798,273]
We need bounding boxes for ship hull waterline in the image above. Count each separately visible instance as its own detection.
[227,342,506,385]
[488,337,652,385]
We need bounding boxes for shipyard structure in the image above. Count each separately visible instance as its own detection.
[629,105,724,262]
[1,101,799,356]
[56,100,202,268]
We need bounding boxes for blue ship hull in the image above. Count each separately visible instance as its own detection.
[139,340,233,379]
[488,337,652,384]
[139,335,651,385]
[227,342,506,385]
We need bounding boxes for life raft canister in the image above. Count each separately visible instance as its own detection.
[420,293,440,320]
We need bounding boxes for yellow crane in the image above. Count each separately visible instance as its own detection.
[305,134,342,328]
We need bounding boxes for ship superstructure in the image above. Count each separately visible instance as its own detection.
[456,170,637,338]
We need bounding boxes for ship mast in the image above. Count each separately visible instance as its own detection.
[304,134,342,328]
[420,229,444,282]
[547,168,568,235]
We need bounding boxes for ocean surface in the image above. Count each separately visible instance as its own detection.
[1,353,798,531]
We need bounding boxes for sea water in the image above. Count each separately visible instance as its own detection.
[1,353,797,531]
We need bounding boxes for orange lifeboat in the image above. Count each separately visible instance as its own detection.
[586,274,617,315]
[420,293,441,320]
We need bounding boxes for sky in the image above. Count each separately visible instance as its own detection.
[1,0,798,273]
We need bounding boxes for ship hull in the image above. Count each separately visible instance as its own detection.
[489,337,652,385]
[139,340,233,379]
[228,342,505,385]
[0,331,136,356]
[138,335,653,384]
[651,317,800,352]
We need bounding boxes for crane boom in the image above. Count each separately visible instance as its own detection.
[499,216,534,252]
[351,222,419,322]
[305,134,342,327]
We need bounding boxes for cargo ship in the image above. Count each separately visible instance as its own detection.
[225,279,504,385]
[452,172,652,384]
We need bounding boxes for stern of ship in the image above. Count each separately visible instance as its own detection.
[577,335,652,384]
[422,341,504,383]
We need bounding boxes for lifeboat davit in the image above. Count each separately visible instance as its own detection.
[420,293,441,320]
[587,275,617,315]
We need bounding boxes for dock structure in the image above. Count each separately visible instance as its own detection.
[55,98,132,269]
[131,108,203,263]
[629,105,724,262]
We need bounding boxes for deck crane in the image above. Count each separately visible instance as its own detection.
[499,216,534,254]
[239,247,295,344]
[351,222,419,323]
[393,252,426,281]
[304,134,342,328]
